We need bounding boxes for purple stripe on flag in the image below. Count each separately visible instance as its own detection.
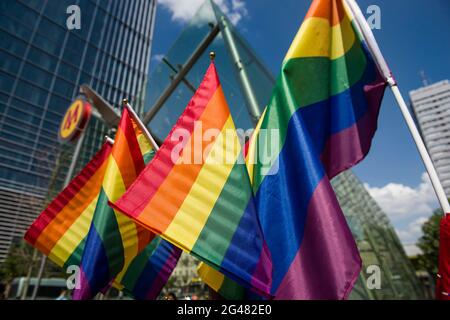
[144,265,172,299]
[144,246,181,299]
[250,241,272,294]
[321,74,386,179]
[274,178,361,300]
[73,267,92,300]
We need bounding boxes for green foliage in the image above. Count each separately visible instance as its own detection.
[0,240,65,284]
[416,209,443,276]
[0,241,34,283]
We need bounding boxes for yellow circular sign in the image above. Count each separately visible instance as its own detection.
[58,99,91,143]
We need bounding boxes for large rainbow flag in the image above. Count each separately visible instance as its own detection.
[73,108,181,299]
[112,63,272,297]
[254,0,385,299]
[201,0,386,299]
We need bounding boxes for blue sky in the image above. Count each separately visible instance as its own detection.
[151,0,450,245]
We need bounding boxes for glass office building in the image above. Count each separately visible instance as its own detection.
[140,0,274,141]
[332,171,426,299]
[144,0,426,299]
[0,0,157,262]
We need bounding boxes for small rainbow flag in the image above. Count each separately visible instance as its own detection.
[73,107,181,299]
[112,63,272,297]
[25,117,180,299]
[25,142,112,269]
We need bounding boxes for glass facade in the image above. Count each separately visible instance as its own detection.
[332,171,426,299]
[0,0,156,191]
[0,0,156,262]
[146,0,426,299]
[140,0,274,141]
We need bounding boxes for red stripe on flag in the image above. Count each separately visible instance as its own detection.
[122,108,146,176]
[24,143,112,245]
[112,64,220,219]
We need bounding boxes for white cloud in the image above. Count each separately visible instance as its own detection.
[151,54,165,63]
[403,243,423,257]
[158,0,248,25]
[395,217,428,245]
[364,173,437,221]
[364,173,439,244]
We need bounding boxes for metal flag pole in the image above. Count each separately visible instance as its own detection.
[142,24,220,125]
[219,15,262,125]
[104,135,115,145]
[123,99,160,151]
[344,0,450,215]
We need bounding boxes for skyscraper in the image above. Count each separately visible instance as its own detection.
[0,0,157,262]
[410,80,450,198]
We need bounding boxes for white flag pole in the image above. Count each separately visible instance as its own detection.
[104,135,115,146]
[122,99,160,151]
[345,0,450,214]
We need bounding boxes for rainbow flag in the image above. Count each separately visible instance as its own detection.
[201,0,387,299]
[119,236,181,299]
[254,0,385,299]
[25,143,112,269]
[73,108,181,299]
[197,116,266,300]
[25,118,180,300]
[112,63,272,297]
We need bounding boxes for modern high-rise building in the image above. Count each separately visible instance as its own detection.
[0,0,157,262]
[410,80,450,198]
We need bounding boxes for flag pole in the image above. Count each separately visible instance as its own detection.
[122,99,160,151]
[104,135,115,146]
[345,0,450,215]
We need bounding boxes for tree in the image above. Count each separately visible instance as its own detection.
[416,209,443,276]
[0,241,35,284]
[0,240,64,298]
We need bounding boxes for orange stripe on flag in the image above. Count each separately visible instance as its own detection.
[112,127,138,189]
[137,86,230,233]
[35,159,109,255]
[305,0,345,26]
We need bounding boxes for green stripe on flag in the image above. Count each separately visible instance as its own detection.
[143,150,155,165]
[253,40,368,191]
[120,237,162,290]
[191,157,253,265]
[92,188,124,276]
[63,238,86,269]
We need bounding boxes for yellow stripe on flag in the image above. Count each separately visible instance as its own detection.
[284,15,355,61]
[113,207,139,283]
[102,155,127,202]
[48,196,99,266]
[164,116,240,252]
[197,262,225,292]
[246,107,266,183]
[136,133,153,156]
[102,155,140,283]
